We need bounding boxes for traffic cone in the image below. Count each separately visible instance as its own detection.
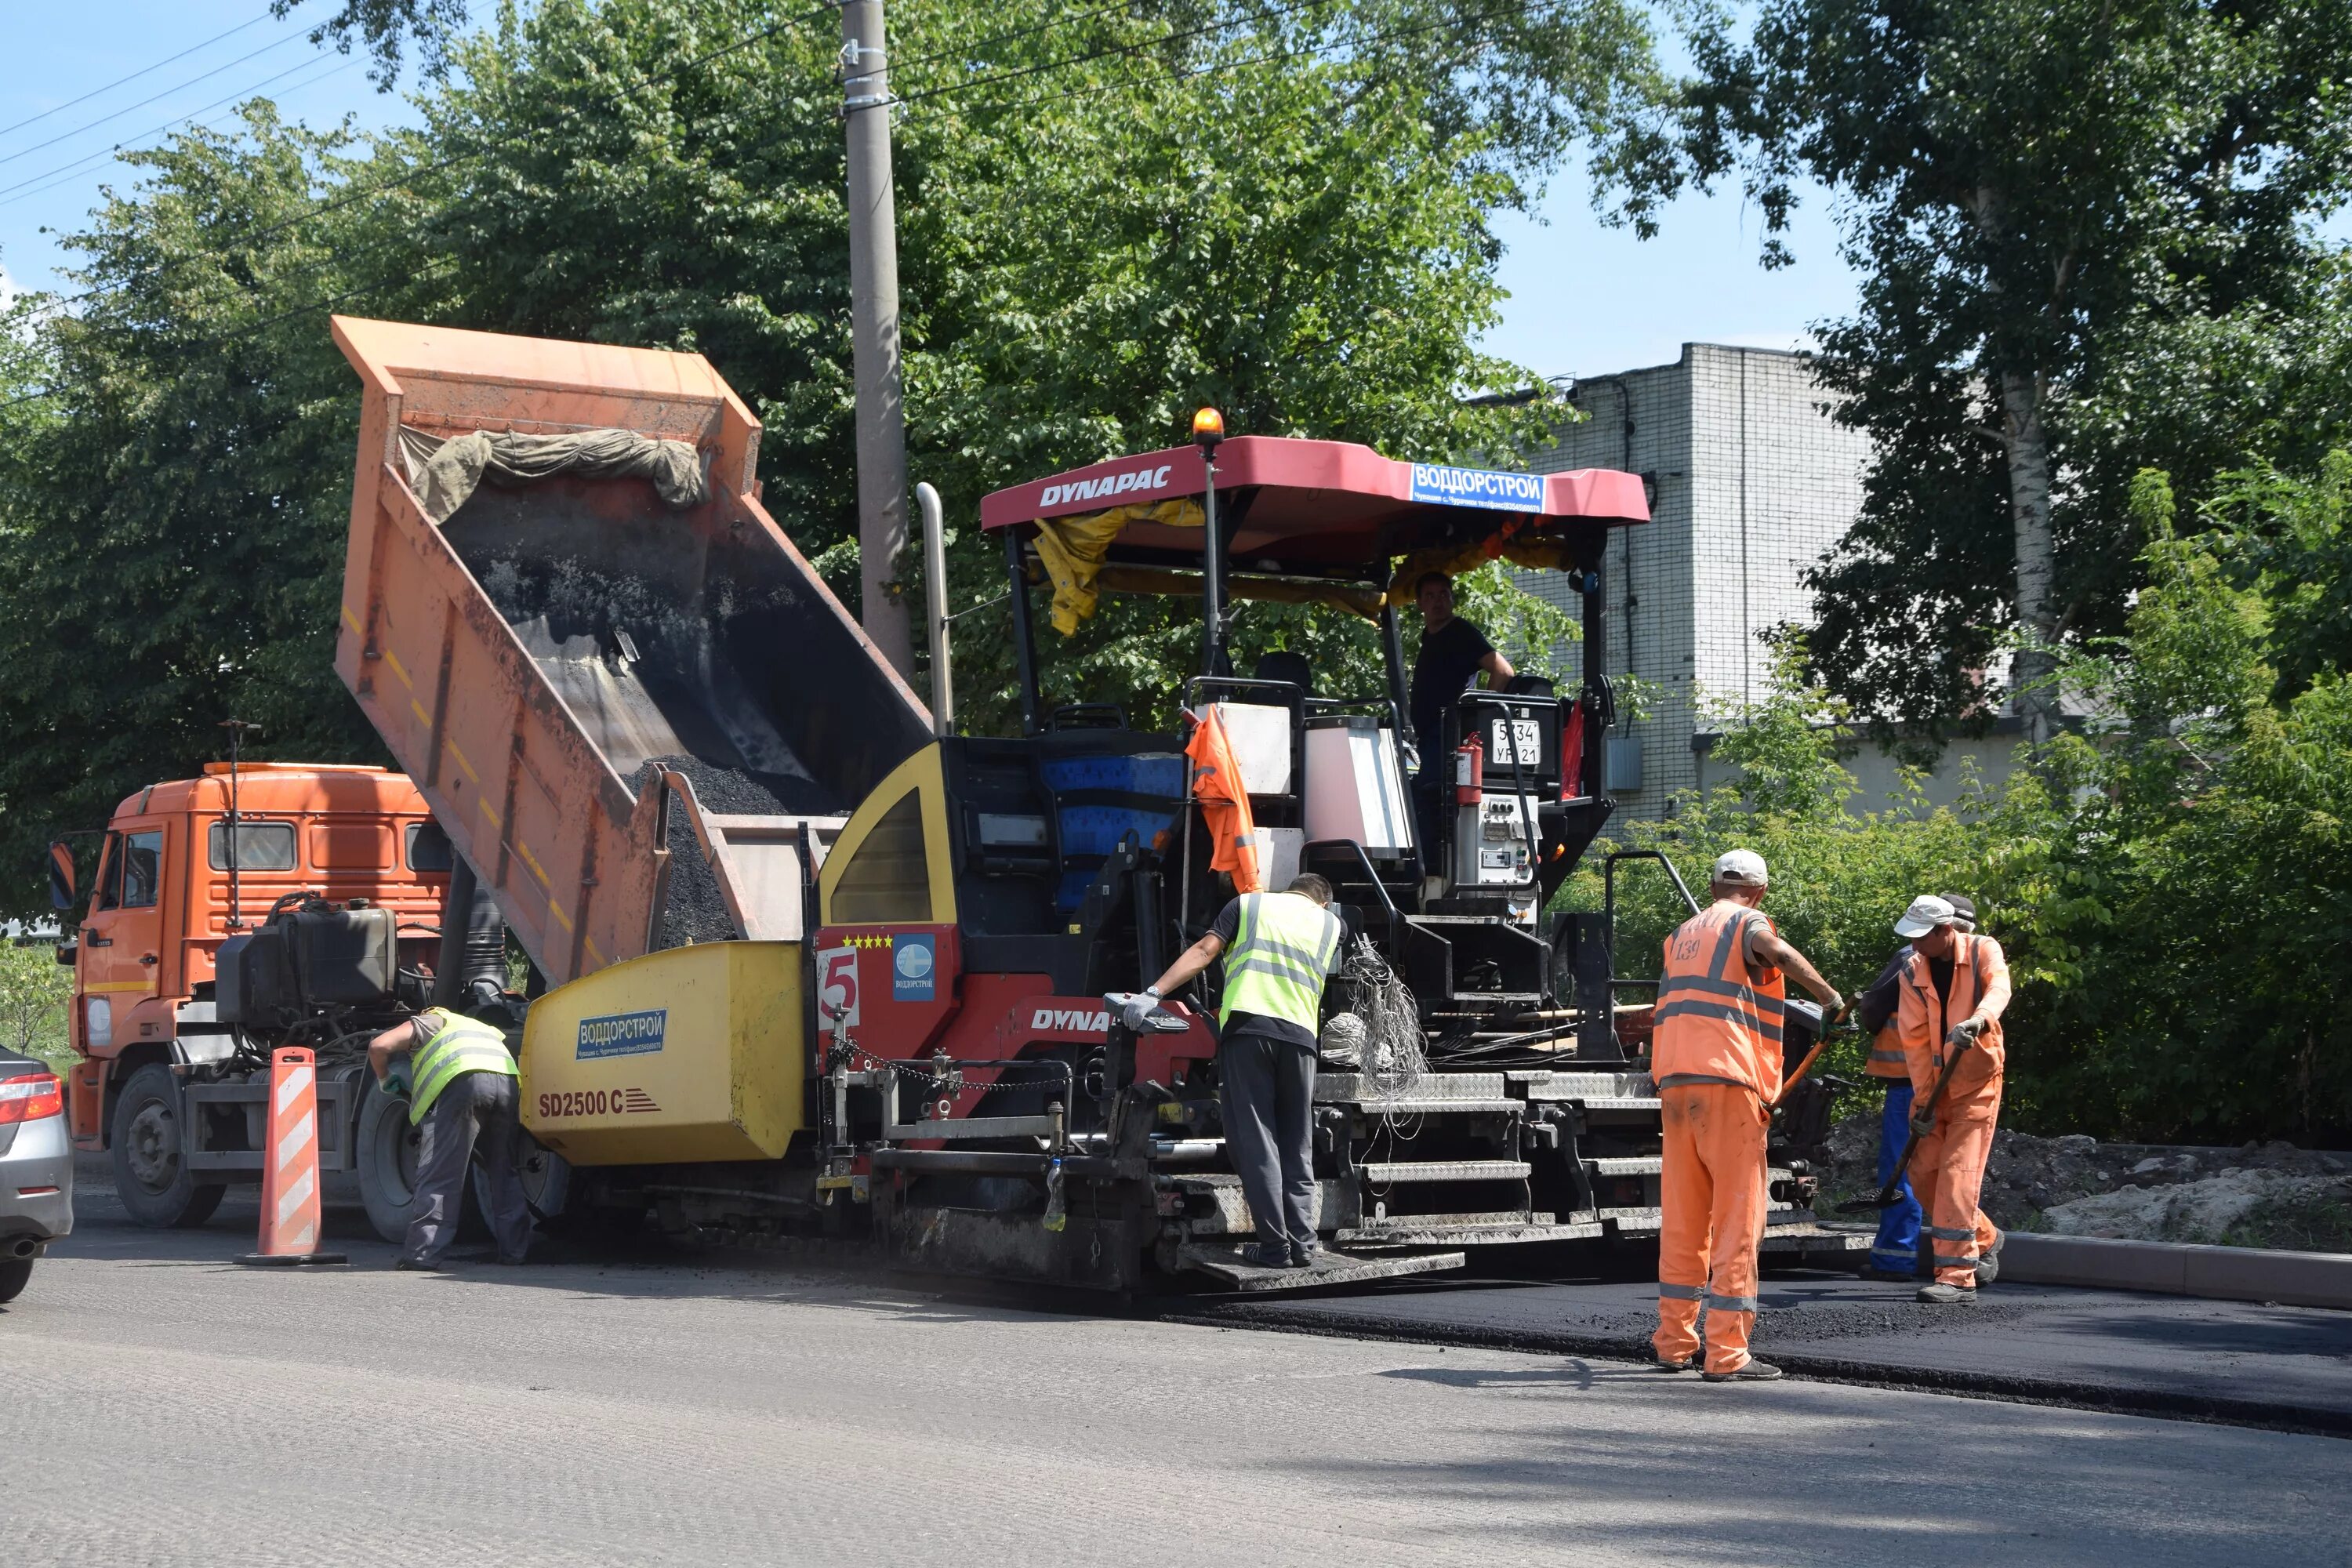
[240,1047,347,1267]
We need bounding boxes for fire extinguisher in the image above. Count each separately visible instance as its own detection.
[1454,735,1485,806]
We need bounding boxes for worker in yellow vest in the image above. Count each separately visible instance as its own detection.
[1650,850,1845,1381]
[1131,874,1344,1269]
[368,1005,532,1271]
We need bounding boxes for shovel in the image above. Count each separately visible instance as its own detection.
[1835,1033,1976,1214]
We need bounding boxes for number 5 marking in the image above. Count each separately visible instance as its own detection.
[818,946,861,1026]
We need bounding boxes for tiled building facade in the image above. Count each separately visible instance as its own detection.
[1517,343,1877,815]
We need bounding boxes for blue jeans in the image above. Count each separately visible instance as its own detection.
[1872,1081,1924,1274]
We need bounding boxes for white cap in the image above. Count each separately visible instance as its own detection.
[1893,894,1957,939]
[1712,849,1769,887]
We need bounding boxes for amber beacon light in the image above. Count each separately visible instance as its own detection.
[1192,405,1225,452]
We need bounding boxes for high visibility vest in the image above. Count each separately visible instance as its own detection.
[1187,705,1265,894]
[1218,892,1342,1037]
[1865,1022,1910,1080]
[1895,932,2011,1105]
[1651,900,1787,1101]
[408,1006,516,1125]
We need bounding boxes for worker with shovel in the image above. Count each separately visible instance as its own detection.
[1853,894,1978,1279]
[1889,895,2012,1305]
[1650,850,1845,1381]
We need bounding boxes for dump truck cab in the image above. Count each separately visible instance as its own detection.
[53,764,448,1225]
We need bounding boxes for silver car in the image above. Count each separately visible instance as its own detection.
[0,1051,72,1304]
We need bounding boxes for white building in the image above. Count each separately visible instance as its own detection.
[1518,343,2024,818]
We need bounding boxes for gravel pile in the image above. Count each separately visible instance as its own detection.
[1820,1107,2352,1243]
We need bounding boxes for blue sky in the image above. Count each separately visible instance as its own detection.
[2,1,1860,375]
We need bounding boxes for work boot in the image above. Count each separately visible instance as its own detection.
[393,1256,441,1272]
[1650,1356,1694,1374]
[1916,1282,1980,1305]
[1701,1357,1784,1383]
[1975,1232,2005,1287]
[1290,1241,1320,1269]
[1240,1240,1295,1269]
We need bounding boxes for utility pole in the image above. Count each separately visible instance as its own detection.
[840,0,915,678]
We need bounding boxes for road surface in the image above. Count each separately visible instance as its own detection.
[2,1178,2345,1566]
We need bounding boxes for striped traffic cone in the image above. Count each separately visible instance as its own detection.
[240,1047,347,1268]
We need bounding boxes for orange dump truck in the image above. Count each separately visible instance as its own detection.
[53,764,453,1229]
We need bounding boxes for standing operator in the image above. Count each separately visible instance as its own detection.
[368,1004,535,1271]
[1889,895,2012,1304]
[1853,894,1976,1279]
[1408,571,1514,846]
[1127,874,1344,1270]
[1649,850,1844,1381]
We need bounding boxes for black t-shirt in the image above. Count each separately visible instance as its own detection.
[1410,615,1496,765]
[1208,896,1334,1050]
[1929,956,1955,1010]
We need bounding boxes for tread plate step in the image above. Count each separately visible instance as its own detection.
[1360,1160,1532,1184]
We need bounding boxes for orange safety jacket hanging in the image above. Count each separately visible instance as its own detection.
[1650,900,1788,1102]
[1185,704,1265,895]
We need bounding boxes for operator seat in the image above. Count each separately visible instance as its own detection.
[1252,649,1314,695]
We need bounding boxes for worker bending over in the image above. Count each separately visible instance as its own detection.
[368,1005,534,1271]
[1890,895,2012,1304]
[1650,851,1843,1381]
[1853,893,1974,1279]
[1131,874,1344,1269]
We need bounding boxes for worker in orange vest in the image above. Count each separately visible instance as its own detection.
[1650,849,1845,1381]
[1853,893,1976,1279]
[1889,894,2013,1304]
[1185,703,1264,893]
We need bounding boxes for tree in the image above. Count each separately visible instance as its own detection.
[0,0,1664,912]
[1610,0,2352,737]
[0,938,73,1066]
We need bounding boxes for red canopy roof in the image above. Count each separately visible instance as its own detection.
[979,437,1646,572]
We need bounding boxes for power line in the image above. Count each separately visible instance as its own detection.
[0,54,365,209]
[0,9,274,141]
[16,4,838,325]
[0,26,319,169]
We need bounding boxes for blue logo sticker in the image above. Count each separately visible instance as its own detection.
[1408,463,1546,514]
[577,1009,667,1060]
[892,934,937,1002]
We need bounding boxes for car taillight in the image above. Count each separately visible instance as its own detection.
[0,1073,64,1124]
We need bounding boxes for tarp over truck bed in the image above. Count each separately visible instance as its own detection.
[332,316,931,987]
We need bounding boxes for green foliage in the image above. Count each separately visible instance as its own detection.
[0,0,1663,906]
[1605,0,2352,730]
[1582,455,2352,1143]
[0,939,74,1068]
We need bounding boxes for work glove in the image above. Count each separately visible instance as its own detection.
[1910,1111,1936,1138]
[1947,1016,1987,1049]
[1118,988,1161,1032]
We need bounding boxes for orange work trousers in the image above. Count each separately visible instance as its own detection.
[1653,1081,1769,1374]
[1913,1064,2002,1289]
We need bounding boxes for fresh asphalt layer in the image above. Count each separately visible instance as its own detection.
[1185,1264,2352,1437]
[12,1174,2351,1566]
[46,1156,2352,1439]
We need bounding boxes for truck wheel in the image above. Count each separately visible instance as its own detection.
[111,1064,227,1229]
[0,1257,31,1304]
[354,1079,423,1243]
[356,1081,491,1244]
